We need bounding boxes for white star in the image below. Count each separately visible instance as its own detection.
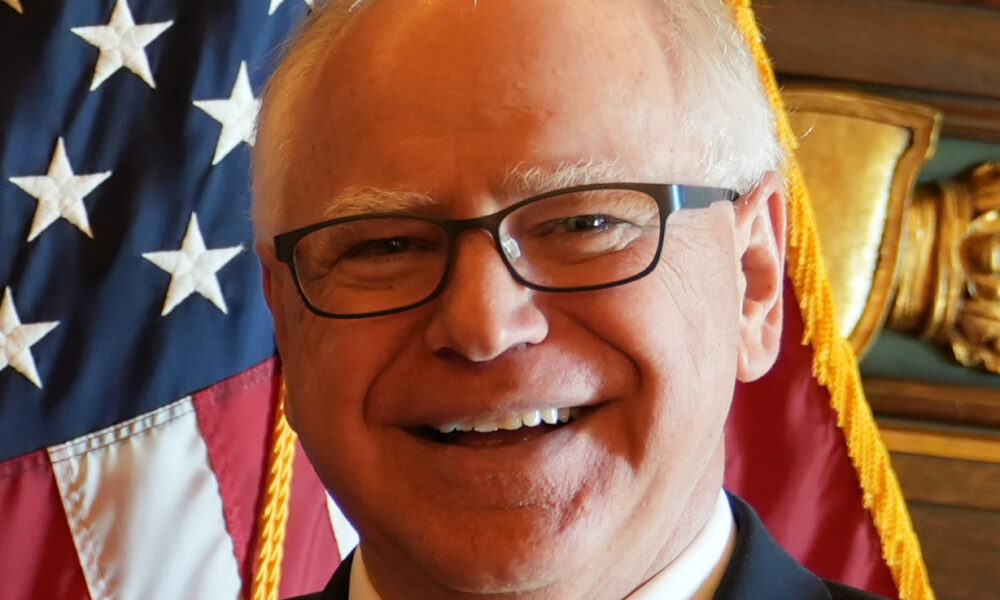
[143,213,244,316]
[8,137,112,242]
[269,0,313,16]
[71,0,173,91]
[3,0,24,14]
[193,62,261,165]
[0,288,59,389]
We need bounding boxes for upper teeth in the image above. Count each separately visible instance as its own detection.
[436,407,576,434]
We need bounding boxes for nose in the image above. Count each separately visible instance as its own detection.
[424,231,549,361]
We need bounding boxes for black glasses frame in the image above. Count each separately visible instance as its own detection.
[273,182,738,319]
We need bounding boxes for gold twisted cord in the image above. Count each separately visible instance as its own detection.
[726,2,934,599]
[252,379,298,600]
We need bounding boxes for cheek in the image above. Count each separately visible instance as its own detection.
[278,305,425,424]
[272,286,359,429]
[591,233,741,463]
[651,243,742,395]
[278,312,419,500]
[621,247,741,377]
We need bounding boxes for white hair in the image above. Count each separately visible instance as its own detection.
[253,0,781,240]
[652,2,781,192]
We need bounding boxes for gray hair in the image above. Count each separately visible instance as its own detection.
[253,0,781,240]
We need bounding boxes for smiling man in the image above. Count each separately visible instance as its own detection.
[253,1,884,599]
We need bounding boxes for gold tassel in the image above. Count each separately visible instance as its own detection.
[726,2,935,598]
[252,378,297,600]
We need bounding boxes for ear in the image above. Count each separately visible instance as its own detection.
[256,239,293,351]
[256,239,299,431]
[256,239,278,313]
[734,171,786,382]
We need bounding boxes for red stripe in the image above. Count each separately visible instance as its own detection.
[727,282,898,597]
[193,357,339,597]
[194,359,278,591]
[0,450,91,600]
[279,442,342,598]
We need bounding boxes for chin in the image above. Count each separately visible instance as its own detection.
[371,502,604,596]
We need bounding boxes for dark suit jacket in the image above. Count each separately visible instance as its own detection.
[290,494,887,600]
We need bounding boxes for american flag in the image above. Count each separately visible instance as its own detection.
[0,1,352,598]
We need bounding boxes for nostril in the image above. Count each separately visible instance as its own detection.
[432,346,467,361]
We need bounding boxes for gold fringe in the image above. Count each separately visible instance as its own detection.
[251,379,297,600]
[726,2,935,599]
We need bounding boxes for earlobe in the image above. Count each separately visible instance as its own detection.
[734,171,786,382]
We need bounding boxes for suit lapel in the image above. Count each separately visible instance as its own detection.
[714,495,832,600]
[316,551,353,600]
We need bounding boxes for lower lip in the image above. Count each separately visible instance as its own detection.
[392,412,601,509]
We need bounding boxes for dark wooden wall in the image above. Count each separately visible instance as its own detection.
[756,0,1000,142]
[892,453,1000,600]
[868,380,1000,600]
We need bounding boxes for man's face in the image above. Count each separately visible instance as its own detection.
[261,0,782,598]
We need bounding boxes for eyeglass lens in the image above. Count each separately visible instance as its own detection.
[291,188,661,315]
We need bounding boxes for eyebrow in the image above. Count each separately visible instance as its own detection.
[319,187,436,221]
[318,158,622,221]
[501,159,624,196]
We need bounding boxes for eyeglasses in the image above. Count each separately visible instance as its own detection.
[273,183,737,318]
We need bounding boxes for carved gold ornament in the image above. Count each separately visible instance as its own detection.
[890,163,1000,372]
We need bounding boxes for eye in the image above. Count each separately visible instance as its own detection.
[562,214,619,232]
[343,237,418,258]
[540,214,625,235]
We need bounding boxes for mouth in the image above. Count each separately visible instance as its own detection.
[418,406,584,448]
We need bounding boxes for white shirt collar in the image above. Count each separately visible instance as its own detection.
[626,490,736,600]
[347,491,735,600]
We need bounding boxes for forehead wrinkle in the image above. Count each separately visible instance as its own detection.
[502,159,625,196]
[319,186,436,220]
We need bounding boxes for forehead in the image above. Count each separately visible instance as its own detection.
[281,0,697,224]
